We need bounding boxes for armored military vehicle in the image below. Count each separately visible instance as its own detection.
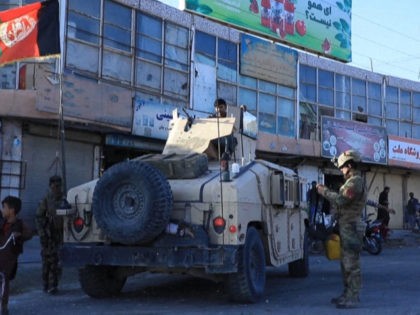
[59,107,309,303]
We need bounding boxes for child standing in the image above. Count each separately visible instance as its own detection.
[0,196,24,315]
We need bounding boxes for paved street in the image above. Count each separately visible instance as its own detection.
[8,230,420,315]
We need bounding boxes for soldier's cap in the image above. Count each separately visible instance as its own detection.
[332,150,361,169]
[49,175,62,184]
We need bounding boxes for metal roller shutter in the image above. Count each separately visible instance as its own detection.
[20,134,95,227]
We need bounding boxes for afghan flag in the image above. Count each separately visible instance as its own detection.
[0,0,60,66]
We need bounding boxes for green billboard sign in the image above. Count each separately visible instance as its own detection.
[185,0,351,62]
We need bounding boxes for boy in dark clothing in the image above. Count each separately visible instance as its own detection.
[0,196,24,315]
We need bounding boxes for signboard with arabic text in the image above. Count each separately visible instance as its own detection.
[185,0,352,62]
[388,135,420,169]
[321,117,387,165]
[132,99,207,140]
[132,98,258,140]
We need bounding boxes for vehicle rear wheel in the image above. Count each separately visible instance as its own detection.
[288,230,309,277]
[226,227,266,303]
[92,161,173,244]
[79,265,127,298]
[364,235,382,255]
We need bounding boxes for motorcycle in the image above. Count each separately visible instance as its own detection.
[362,213,383,255]
[366,199,395,241]
[307,212,383,256]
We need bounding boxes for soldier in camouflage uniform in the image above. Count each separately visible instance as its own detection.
[316,150,367,309]
[35,175,64,295]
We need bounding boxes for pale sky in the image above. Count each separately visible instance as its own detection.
[351,0,420,82]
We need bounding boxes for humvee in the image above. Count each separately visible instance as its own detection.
[59,107,309,303]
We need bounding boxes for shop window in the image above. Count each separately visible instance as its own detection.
[278,116,294,137]
[0,0,39,8]
[136,13,189,101]
[368,98,381,116]
[385,101,398,120]
[102,1,132,82]
[318,69,334,107]
[351,78,366,113]
[335,91,350,110]
[258,93,276,134]
[413,92,420,107]
[135,60,161,90]
[218,38,237,82]
[367,82,382,116]
[400,90,411,121]
[385,86,398,119]
[277,97,295,137]
[239,87,257,116]
[67,42,99,73]
[165,22,189,71]
[368,116,382,126]
[0,65,16,89]
[414,108,420,123]
[299,102,317,140]
[103,51,131,82]
[240,75,257,88]
[136,13,162,63]
[299,65,316,103]
[195,31,216,66]
[217,82,237,106]
[67,0,100,44]
[335,74,350,92]
[413,125,420,139]
[260,80,276,94]
[104,0,131,52]
[386,119,398,135]
[163,67,189,98]
[319,106,334,138]
[400,122,411,138]
[66,0,100,74]
[319,88,333,107]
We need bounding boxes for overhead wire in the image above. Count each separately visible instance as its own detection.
[350,8,420,80]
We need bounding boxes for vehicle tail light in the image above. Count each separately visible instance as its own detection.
[73,217,84,233]
[229,225,237,233]
[213,216,226,234]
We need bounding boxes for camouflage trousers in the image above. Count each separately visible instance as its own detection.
[339,222,363,299]
[40,239,62,290]
[0,271,10,311]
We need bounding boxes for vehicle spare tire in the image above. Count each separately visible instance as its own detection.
[92,160,173,244]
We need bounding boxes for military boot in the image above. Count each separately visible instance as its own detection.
[336,295,360,309]
[330,294,346,305]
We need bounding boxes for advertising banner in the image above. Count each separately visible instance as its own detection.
[321,117,387,165]
[241,34,297,87]
[185,0,352,62]
[388,135,420,169]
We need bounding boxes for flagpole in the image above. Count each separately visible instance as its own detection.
[58,0,67,195]
[58,56,67,195]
